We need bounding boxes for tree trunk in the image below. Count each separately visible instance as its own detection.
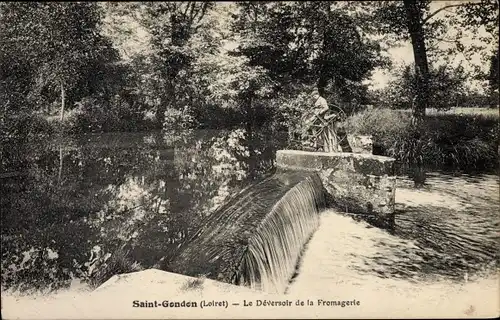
[245,93,257,180]
[403,0,430,124]
[60,82,66,122]
[158,79,175,128]
[489,52,499,108]
[404,0,429,187]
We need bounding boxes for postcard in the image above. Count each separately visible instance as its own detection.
[1,1,498,319]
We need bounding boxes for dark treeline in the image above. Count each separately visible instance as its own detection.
[1,1,498,169]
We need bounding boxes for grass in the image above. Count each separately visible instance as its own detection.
[402,107,499,119]
[344,108,499,173]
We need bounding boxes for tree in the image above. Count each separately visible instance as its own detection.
[365,0,498,186]
[403,0,430,122]
[382,63,467,110]
[137,2,216,126]
[231,2,387,101]
[0,2,121,122]
[487,50,499,105]
[370,0,499,122]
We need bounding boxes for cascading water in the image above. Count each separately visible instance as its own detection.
[242,177,325,293]
[165,171,325,294]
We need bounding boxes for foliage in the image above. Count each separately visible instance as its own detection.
[65,96,148,133]
[367,0,499,123]
[377,63,468,110]
[344,108,499,172]
[1,3,121,112]
[131,2,219,126]
[455,0,499,35]
[231,2,388,100]
[487,50,499,95]
[2,1,499,295]
[0,2,137,139]
[369,0,499,64]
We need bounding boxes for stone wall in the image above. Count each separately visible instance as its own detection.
[276,150,396,224]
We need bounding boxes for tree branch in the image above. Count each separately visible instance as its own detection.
[423,3,481,24]
[189,3,210,25]
[188,2,196,22]
[182,2,190,16]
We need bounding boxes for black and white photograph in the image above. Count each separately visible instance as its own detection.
[1,1,499,319]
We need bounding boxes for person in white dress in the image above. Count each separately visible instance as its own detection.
[301,90,341,152]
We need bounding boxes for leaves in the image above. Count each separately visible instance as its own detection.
[1,2,120,112]
[231,1,386,99]
[380,63,469,110]
[456,0,499,35]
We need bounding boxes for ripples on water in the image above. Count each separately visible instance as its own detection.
[345,173,499,283]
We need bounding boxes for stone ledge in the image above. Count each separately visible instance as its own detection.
[276,150,395,176]
[96,269,262,295]
[276,150,397,222]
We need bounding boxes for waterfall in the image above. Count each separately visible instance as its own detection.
[166,171,325,294]
[241,175,324,293]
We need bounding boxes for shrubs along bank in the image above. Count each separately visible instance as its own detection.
[344,108,499,173]
[5,106,498,175]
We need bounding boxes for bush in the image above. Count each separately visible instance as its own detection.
[69,95,153,133]
[344,108,499,172]
[162,106,197,131]
[375,64,467,111]
[344,108,411,145]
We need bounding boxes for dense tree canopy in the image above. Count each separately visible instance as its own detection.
[0,2,121,119]
[1,1,498,137]
[231,2,388,100]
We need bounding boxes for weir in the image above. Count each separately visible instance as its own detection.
[166,171,325,294]
[162,149,396,294]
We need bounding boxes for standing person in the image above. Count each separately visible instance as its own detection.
[301,89,341,152]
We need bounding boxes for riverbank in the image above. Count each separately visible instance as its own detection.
[344,108,499,173]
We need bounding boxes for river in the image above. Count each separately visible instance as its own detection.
[1,131,498,294]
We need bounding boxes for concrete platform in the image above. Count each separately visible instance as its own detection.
[276,150,397,223]
[276,150,395,176]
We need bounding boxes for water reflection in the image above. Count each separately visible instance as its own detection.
[1,129,286,292]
